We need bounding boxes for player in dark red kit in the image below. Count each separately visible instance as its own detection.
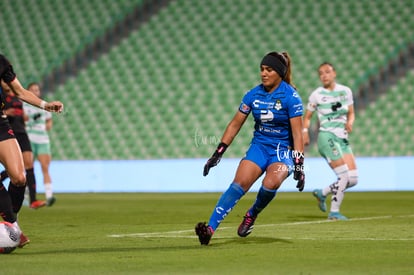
[1,82,47,209]
[0,54,63,249]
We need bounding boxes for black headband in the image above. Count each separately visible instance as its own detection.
[260,54,287,78]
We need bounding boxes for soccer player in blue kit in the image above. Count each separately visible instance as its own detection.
[196,51,305,245]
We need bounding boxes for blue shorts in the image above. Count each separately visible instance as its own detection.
[243,143,294,175]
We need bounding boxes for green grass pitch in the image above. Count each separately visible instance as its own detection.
[2,192,413,274]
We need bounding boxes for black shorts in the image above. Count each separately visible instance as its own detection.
[15,132,32,152]
[0,115,15,142]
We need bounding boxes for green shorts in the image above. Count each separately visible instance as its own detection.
[317,131,353,162]
[30,142,51,158]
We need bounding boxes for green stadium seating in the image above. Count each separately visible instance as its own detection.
[2,0,414,159]
[0,0,145,82]
[350,70,414,156]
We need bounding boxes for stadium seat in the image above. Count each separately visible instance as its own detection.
[2,0,413,159]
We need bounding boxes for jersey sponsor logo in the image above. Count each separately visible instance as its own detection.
[253,99,274,109]
[331,102,342,111]
[260,110,274,122]
[257,125,281,134]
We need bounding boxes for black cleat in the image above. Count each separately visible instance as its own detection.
[237,212,256,237]
[195,222,213,245]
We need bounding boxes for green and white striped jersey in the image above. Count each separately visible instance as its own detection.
[307,83,353,139]
[23,102,52,144]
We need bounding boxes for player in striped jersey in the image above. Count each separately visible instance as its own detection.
[303,62,358,220]
[24,83,56,206]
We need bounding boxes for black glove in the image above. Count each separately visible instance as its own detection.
[203,142,228,176]
[293,154,305,192]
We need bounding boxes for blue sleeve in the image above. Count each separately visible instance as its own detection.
[288,90,303,118]
[238,90,253,115]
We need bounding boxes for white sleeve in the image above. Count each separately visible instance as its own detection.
[346,87,354,105]
[306,90,318,112]
[45,110,52,120]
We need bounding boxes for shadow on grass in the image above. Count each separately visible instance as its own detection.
[212,236,292,247]
[18,236,292,255]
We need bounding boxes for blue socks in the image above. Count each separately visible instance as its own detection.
[248,186,277,217]
[208,182,245,231]
[207,184,277,231]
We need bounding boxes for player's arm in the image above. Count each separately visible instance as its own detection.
[302,110,313,146]
[290,115,305,192]
[46,117,53,131]
[346,104,355,133]
[203,110,248,176]
[4,79,63,113]
[220,111,248,146]
[23,112,29,122]
[290,115,304,154]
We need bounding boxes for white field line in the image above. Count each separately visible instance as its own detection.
[107,214,414,241]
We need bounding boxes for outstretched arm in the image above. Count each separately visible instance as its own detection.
[220,111,248,146]
[203,111,248,176]
[6,78,63,113]
[302,110,313,146]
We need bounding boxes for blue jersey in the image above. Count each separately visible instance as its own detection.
[239,81,303,149]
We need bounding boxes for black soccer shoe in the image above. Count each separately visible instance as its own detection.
[237,212,257,237]
[195,222,213,245]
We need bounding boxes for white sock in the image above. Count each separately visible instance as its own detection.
[322,185,331,197]
[330,164,349,213]
[347,169,358,189]
[323,168,358,196]
[12,221,21,232]
[44,183,53,199]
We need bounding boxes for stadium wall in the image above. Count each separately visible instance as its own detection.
[10,157,412,193]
